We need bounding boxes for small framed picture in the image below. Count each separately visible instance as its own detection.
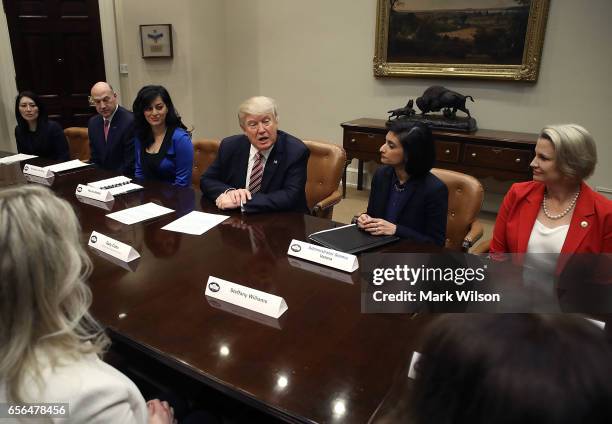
[140,24,173,58]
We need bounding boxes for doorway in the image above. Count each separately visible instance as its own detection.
[4,0,106,127]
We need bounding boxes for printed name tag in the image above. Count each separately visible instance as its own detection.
[287,257,355,285]
[23,164,53,178]
[88,231,140,262]
[76,184,114,202]
[23,173,55,186]
[287,239,358,273]
[205,276,288,319]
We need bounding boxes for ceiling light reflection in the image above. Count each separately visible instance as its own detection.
[277,375,288,389]
[332,399,346,417]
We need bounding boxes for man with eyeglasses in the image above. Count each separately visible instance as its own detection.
[201,96,309,213]
[88,82,135,176]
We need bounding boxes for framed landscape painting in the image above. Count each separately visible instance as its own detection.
[374,0,550,81]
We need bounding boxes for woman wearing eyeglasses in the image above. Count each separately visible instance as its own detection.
[14,91,69,161]
[133,85,193,187]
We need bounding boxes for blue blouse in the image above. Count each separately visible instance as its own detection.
[135,127,193,187]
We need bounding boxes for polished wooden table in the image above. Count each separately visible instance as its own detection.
[0,155,439,423]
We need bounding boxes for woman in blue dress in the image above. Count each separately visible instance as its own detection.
[133,85,193,187]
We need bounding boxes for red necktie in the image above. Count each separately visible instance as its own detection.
[103,119,110,141]
[248,152,264,194]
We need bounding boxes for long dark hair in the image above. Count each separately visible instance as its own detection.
[15,91,48,133]
[387,120,435,177]
[410,314,612,424]
[132,85,186,147]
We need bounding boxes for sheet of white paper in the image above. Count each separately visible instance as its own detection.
[0,153,37,164]
[106,202,174,225]
[88,176,143,196]
[162,211,229,235]
[88,176,132,189]
[44,159,89,173]
[107,183,143,196]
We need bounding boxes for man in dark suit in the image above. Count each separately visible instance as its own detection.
[200,96,309,214]
[88,82,135,176]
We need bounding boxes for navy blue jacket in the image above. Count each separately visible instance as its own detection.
[367,166,448,246]
[200,130,309,213]
[88,105,135,176]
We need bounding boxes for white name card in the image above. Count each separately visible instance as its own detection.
[76,184,114,202]
[23,173,54,186]
[205,276,288,319]
[287,239,358,273]
[23,163,53,178]
[87,231,140,262]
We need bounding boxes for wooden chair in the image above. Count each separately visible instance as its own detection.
[431,168,485,251]
[303,140,346,219]
[64,127,90,161]
[191,138,220,187]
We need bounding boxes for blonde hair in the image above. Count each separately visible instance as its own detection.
[237,96,278,127]
[540,124,597,181]
[0,185,109,403]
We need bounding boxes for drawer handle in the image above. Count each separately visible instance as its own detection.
[471,152,477,158]
[445,149,451,155]
[515,158,521,163]
[367,134,376,138]
[351,138,356,143]
[492,148,503,154]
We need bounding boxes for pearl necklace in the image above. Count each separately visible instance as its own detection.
[542,189,580,220]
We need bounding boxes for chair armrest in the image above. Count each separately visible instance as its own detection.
[461,219,484,251]
[312,190,342,215]
[470,238,491,254]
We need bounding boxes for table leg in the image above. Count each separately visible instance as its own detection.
[357,160,364,191]
[342,160,350,198]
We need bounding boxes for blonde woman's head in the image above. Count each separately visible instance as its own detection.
[0,185,107,402]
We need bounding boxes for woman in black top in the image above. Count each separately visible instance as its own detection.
[15,91,69,161]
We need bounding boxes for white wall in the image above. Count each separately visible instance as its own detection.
[226,0,611,195]
[113,0,227,139]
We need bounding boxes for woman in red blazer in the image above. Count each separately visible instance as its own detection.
[491,124,611,255]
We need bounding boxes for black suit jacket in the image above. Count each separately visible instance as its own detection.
[367,166,448,246]
[200,130,309,213]
[88,105,135,176]
[15,120,69,161]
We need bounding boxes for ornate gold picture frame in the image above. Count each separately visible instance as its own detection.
[374,0,549,81]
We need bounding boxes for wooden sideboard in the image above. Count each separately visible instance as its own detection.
[340,118,538,197]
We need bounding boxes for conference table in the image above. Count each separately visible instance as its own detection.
[0,154,441,423]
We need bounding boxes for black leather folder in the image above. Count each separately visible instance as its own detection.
[308,224,399,254]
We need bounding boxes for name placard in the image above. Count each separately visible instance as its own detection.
[287,239,359,273]
[76,184,114,202]
[204,276,288,319]
[23,164,53,178]
[87,231,140,262]
[23,173,55,186]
